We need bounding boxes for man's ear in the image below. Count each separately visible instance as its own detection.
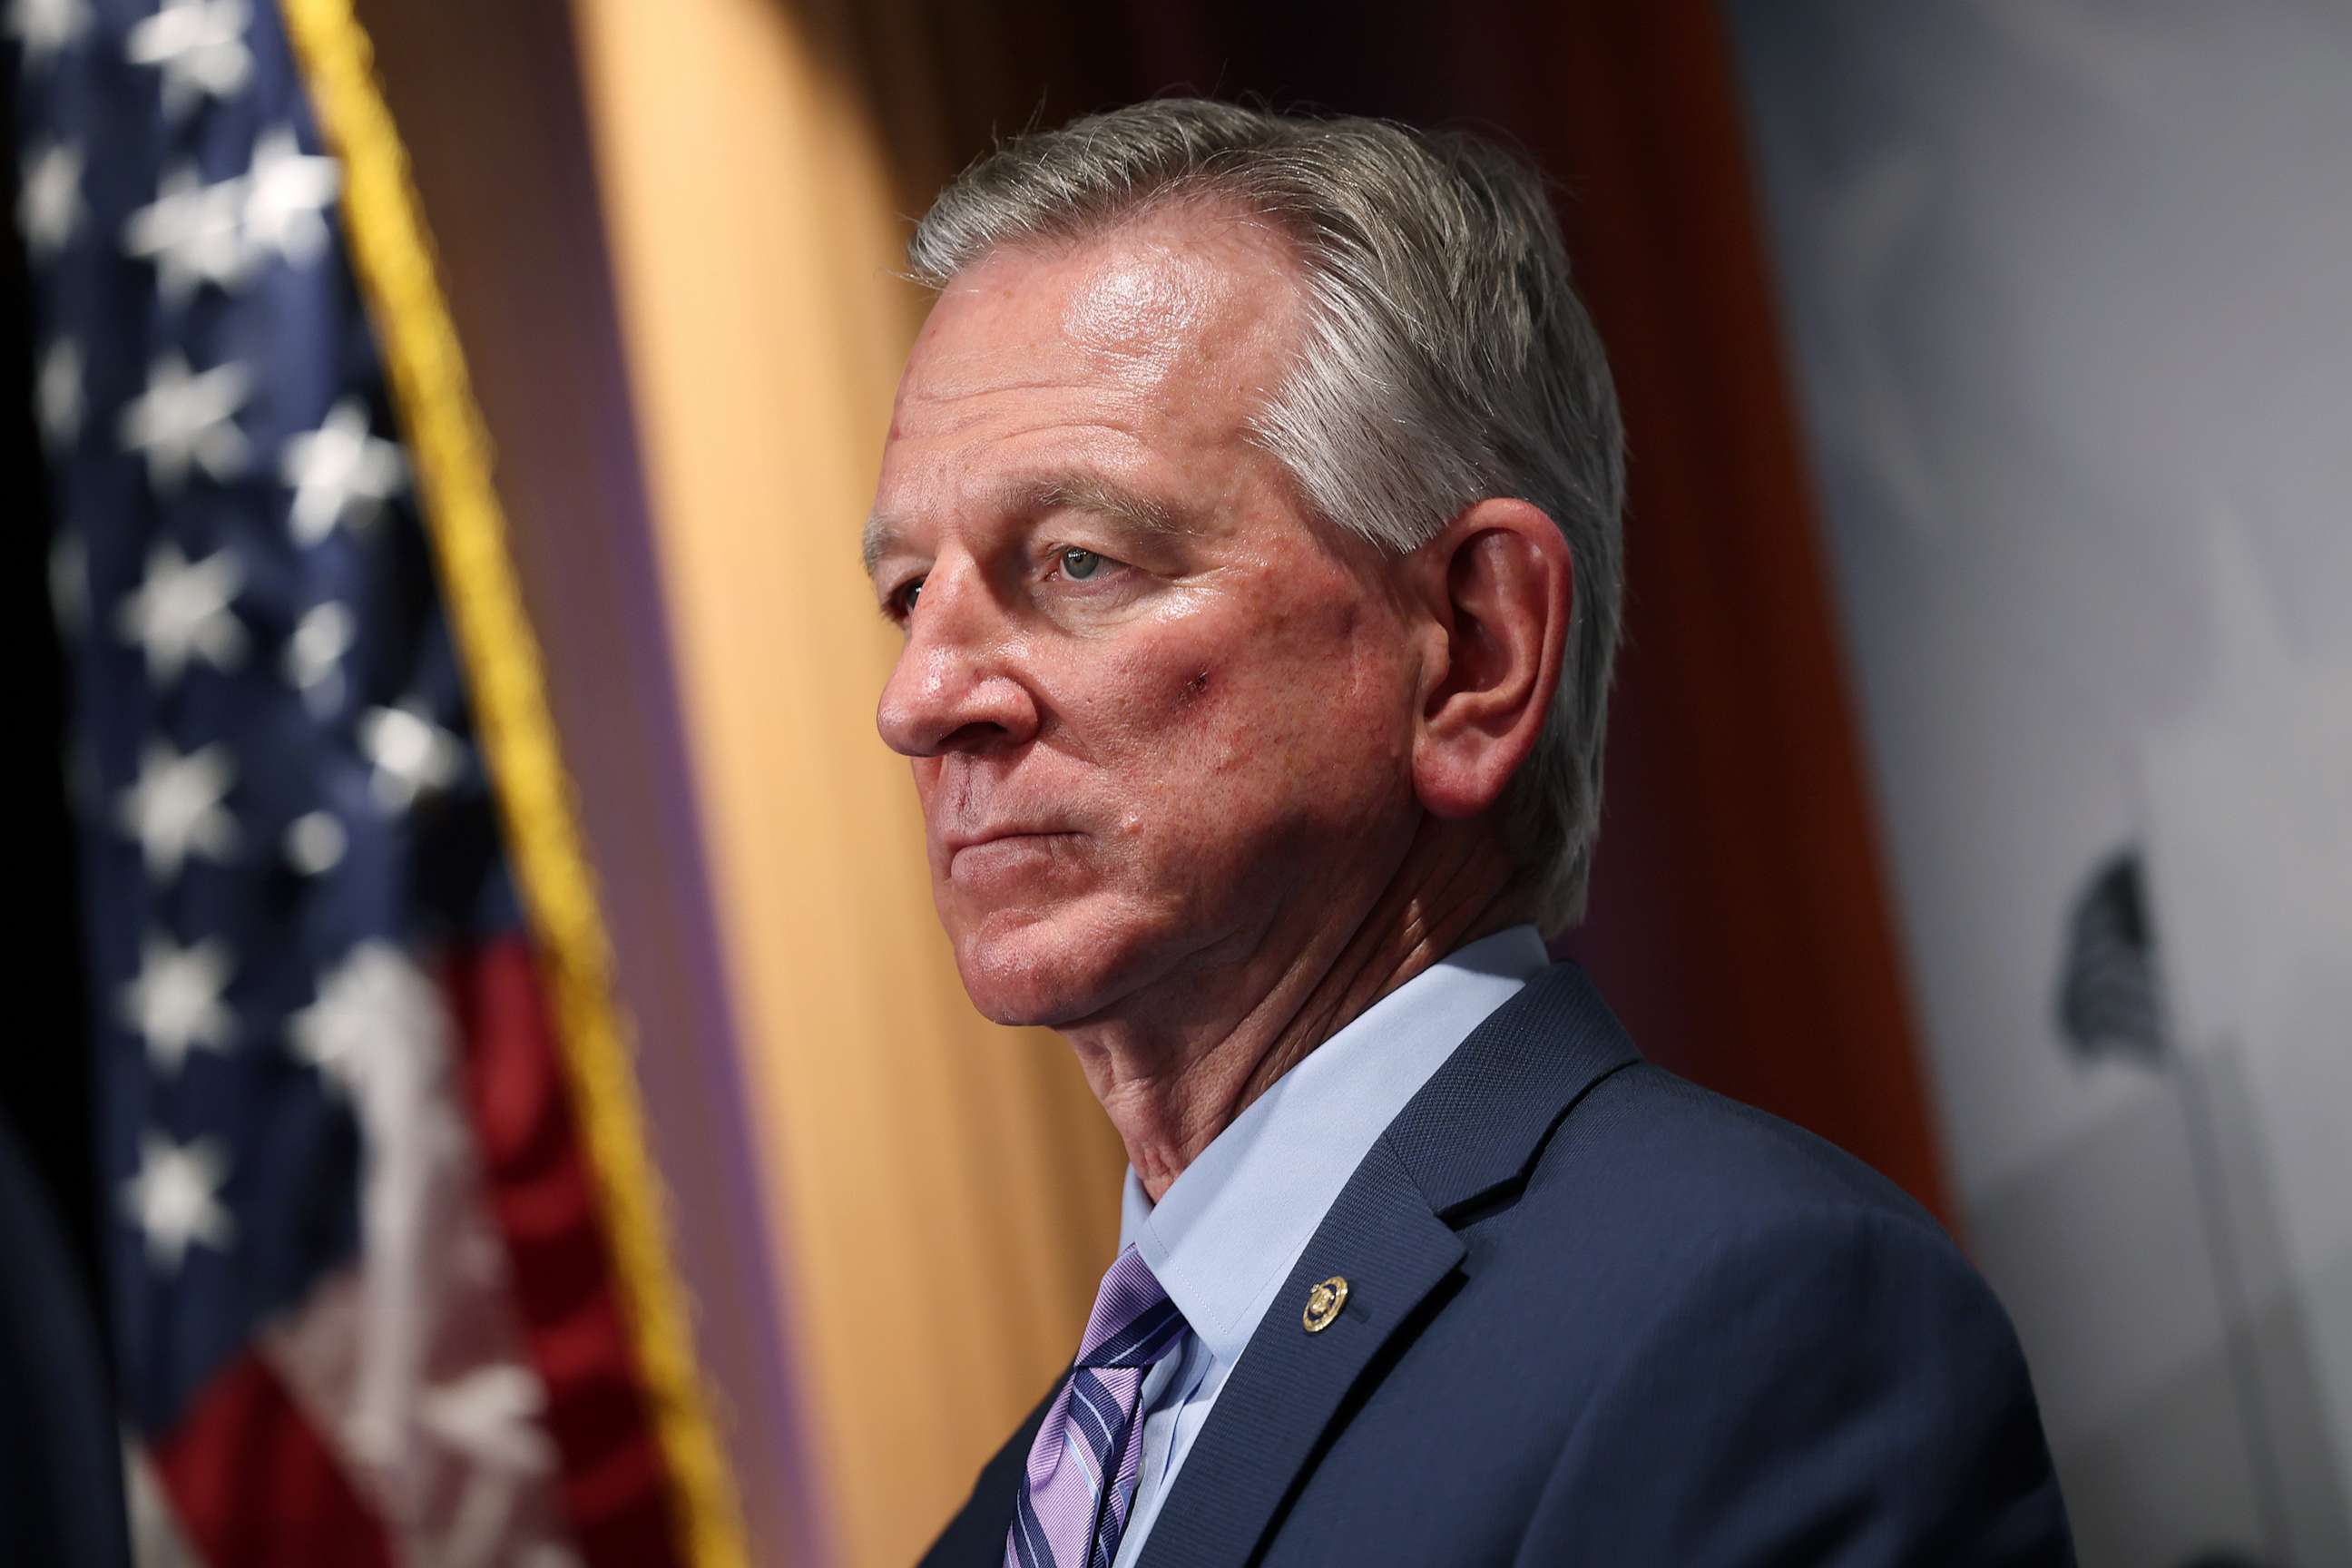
[1408,497,1574,819]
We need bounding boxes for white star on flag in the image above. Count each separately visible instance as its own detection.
[115,540,247,685]
[285,600,355,710]
[124,164,252,304]
[117,738,239,881]
[36,337,82,452]
[361,702,464,810]
[119,353,250,492]
[284,810,347,875]
[120,932,236,1076]
[18,139,85,257]
[121,1131,234,1273]
[242,125,338,265]
[289,940,438,1096]
[282,397,406,544]
[124,0,253,119]
[4,0,91,67]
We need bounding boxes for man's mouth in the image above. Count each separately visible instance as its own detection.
[944,828,1080,881]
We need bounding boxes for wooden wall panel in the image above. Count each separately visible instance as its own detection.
[560,3,1124,1563]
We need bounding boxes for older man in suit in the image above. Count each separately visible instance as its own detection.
[865,99,2073,1566]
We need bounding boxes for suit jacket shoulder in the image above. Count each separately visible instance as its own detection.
[1402,1059,2071,1564]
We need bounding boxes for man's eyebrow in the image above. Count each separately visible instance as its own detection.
[861,514,907,580]
[1004,473,1200,540]
[861,473,1201,579]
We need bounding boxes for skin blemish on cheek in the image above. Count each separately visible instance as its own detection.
[1183,669,1211,702]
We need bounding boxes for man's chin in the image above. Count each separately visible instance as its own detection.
[952,945,1107,1029]
[947,909,1147,1030]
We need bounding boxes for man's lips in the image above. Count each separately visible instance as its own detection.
[941,826,1073,855]
[940,827,1080,877]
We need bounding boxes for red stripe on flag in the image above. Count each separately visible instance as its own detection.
[152,1351,396,1568]
[441,935,687,1568]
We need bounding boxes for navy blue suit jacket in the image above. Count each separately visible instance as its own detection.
[924,964,2074,1565]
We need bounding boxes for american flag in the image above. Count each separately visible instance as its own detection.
[12,0,714,1562]
[2055,846,2169,1068]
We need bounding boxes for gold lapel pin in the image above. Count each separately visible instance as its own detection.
[1302,1275,1349,1333]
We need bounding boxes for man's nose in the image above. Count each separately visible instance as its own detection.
[875,567,1040,759]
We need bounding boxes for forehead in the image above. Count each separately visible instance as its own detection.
[877,206,1304,505]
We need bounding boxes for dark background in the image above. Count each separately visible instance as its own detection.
[2,54,100,1323]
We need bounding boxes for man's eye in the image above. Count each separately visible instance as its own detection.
[1061,548,1103,581]
[893,578,924,616]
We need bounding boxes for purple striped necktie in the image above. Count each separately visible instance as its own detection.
[1008,1245,1190,1568]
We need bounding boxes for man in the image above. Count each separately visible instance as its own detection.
[867,100,2073,1566]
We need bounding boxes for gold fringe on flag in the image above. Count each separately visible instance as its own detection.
[277,4,750,1564]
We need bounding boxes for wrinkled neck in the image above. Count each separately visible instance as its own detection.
[1065,818,1531,1201]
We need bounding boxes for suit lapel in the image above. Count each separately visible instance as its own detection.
[1133,1136,1463,1567]
[1383,963,1642,1219]
[1135,964,1639,1566]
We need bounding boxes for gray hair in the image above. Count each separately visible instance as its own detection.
[908,99,1626,933]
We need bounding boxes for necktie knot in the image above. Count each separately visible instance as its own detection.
[1075,1245,1185,1371]
[1007,1246,1188,1568]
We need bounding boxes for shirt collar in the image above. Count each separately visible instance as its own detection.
[1117,924,1549,1367]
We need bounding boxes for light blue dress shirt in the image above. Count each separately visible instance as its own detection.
[1108,924,1550,1566]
